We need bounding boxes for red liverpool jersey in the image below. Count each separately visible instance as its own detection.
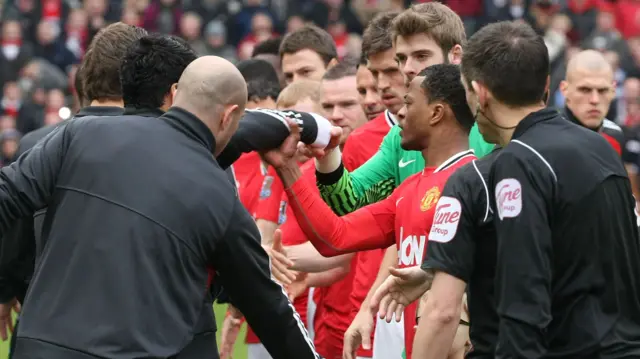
[233,152,267,216]
[255,165,286,224]
[285,150,476,359]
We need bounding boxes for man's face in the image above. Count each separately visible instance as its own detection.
[367,48,405,114]
[321,76,368,144]
[395,33,447,82]
[282,49,327,85]
[356,65,385,120]
[397,76,432,151]
[561,68,615,129]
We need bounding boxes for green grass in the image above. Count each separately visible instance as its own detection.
[0,304,248,359]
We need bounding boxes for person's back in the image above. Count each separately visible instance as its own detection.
[494,111,640,356]
[16,113,236,358]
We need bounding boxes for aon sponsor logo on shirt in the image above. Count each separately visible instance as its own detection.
[399,228,426,266]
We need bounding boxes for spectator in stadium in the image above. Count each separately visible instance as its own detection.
[179,12,208,56]
[33,20,77,72]
[0,21,147,358]
[238,12,278,60]
[120,33,197,117]
[142,0,183,35]
[355,55,385,121]
[279,24,338,85]
[201,20,238,63]
[252,37,285,86]
[0,20,33,85]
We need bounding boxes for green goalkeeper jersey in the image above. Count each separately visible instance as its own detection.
[318,122,493,215]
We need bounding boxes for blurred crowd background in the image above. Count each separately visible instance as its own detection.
[0,0,640,166]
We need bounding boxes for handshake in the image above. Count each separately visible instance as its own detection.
[259,115,343,170]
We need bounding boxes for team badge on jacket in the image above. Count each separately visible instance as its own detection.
[420,187,440,212]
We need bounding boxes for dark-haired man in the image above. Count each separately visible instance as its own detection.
[263,64,477,359]
[280,25,338,84]
[462,21,640,358]
[0,22,147,357]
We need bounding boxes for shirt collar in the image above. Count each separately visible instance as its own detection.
[385,110,397,127]
[512,108,560,140]
[160,106,216,153]
[76,106,123,118]
[123,106,166,118]
[562,106,602,132]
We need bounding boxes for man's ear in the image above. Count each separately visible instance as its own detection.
[559,80,569,97]
[221,104,240,131]
[429,103,446,126]
[327,58,338,69]
[471,80,487,108]
[448,44,463,65]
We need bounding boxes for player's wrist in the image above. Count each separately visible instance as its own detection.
[315,147,342,173]
[276,163,302,188]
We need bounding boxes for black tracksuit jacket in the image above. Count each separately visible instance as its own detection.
[0,107,322,359]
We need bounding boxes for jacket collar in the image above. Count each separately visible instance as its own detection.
[123,106,166,118]
[512,107,560,140]
[76,106,123,118]
[160,107,216,153]
[563,106,601,132]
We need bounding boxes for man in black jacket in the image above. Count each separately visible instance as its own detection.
[3,55,321,359]
[461,21,640,358]
[0,22,147,354]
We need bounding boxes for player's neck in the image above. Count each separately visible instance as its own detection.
[492,103,546,146]
[422,133,469,169]
[90,99,124,108]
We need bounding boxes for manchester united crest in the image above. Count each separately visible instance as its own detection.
[420,187,440,212]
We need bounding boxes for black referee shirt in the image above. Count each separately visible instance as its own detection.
[489,108,640,358]
[422,149,501,358]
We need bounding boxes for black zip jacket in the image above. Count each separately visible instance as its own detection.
[0,106,124,305]
[490,108,640,358]
[1,107,320,359]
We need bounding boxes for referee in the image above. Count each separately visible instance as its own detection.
[0,56,320,359]
[461,21,640,357]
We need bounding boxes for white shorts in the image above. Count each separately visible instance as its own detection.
[372,314,404,359]
[247,343,272,359]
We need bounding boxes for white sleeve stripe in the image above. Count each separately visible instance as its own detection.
[471,160,492,222]
[602,119,622,132]
[511,139,558,182]
[268,257,320,358]
[246,109,290,129]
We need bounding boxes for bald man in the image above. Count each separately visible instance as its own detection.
[560,49,625,155]
[0,55,320,359]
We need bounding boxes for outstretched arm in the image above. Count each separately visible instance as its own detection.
[278,163,396,257]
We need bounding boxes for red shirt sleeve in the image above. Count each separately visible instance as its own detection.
[255,166,285,223]
[285,177,397,257]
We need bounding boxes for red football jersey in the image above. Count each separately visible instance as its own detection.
[285,150,476,359]
[342,110,396,172]
[233,152,267,216]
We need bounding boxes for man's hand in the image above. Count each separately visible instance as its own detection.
[0,298,20,341]
[219,305,243,359]
[285,272,308,301]
[263,229,297,285]
[343,308,375,359]
[296,127,343,160]
[370,267,432,323]
[261,118,302,169]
